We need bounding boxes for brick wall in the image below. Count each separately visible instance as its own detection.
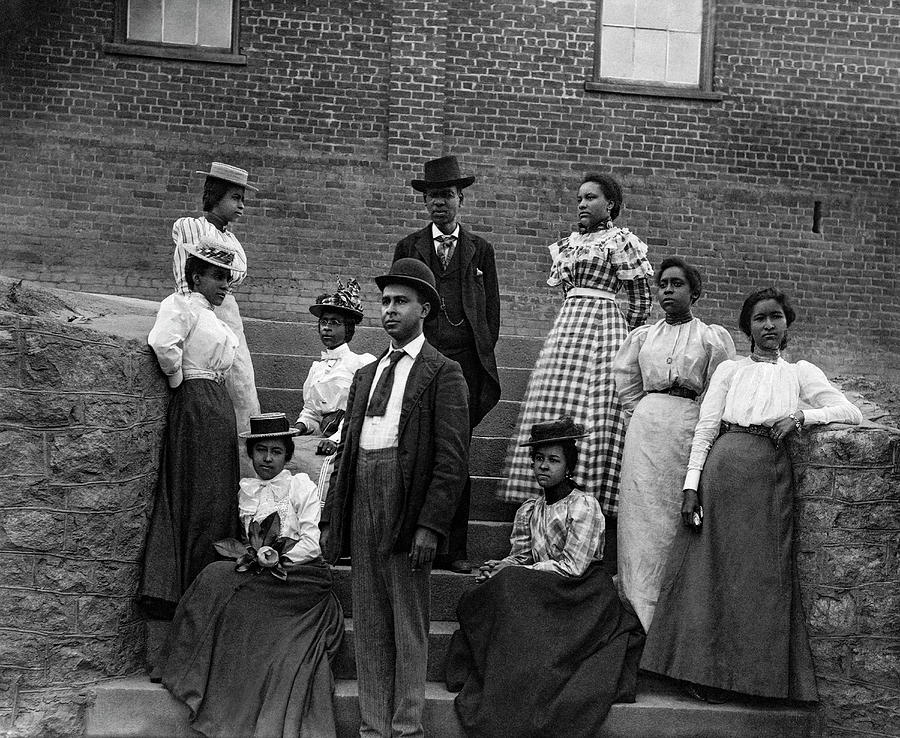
[0,0,896,372]
[0,290,164,735]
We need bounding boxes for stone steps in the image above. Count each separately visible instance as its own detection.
[85,675,821,738]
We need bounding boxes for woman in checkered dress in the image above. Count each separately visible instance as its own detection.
[498,174,652,567]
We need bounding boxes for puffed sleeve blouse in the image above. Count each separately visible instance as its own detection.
[613,318,736,417]
[147,292,239,389]
[501,490,605,577]
[238,469,322,564]
[683,357,864,490]
[296,343,376,436]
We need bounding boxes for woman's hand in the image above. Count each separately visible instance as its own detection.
[475,559,511,583]
[316,439,337,455]
[681,489,702,528]
[770,409,804,446]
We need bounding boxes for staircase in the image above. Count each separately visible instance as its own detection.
[84,318,822,737]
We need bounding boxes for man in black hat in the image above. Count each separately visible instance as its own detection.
[393,154,501,573]
[320,258,469,738]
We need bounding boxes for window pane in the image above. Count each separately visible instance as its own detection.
[670,0,703,33]
[128,0,162,42]
[162,0,197,45]
[603,0,635,27]
[634,0,669,31]
[600,26,634,79]
[198,0,231,47]
[633,29,667,82]
[667,31,700,83]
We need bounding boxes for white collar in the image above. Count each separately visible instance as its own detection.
[188,291,214,310]
[321,342,352,359]
[431,223,460,241]
[384,332,426,360]
[239,469,293,496]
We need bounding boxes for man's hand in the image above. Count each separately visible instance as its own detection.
[409,527,438,571]
[316,438,337,455]
[319,524,331,559]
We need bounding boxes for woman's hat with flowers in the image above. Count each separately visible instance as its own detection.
[309,278,365,323]
[183,236,246,274]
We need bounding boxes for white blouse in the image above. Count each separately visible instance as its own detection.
[237,469,321,564]
[147,292,238,388]
[683,356,864,490]
[297,342,375,438]
[613,318,736,417]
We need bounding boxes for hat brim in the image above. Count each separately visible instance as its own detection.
[374,274,441,322]
[182,242,247,273]
[239,428,303,439]
[309,303,364,322]
[194,170,259,193]
[410,175,475,193]
[520,432,588,447]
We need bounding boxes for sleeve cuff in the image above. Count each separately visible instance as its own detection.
[167,369,184,389]
[683,469,702,491]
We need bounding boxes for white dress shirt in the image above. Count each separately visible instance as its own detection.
[359,332,426,450]
[431,222,460,262]
[147,292,239,388]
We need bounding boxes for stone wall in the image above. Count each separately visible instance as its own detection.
[0,295,164,736]
[794,425,900,738]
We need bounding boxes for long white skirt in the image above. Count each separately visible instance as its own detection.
[216,293,260,434]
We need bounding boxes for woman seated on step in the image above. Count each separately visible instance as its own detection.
[445,417,645,738]
[153,413,345,738]
[641,288,863,703]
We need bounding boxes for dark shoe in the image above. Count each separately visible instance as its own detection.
[682,682,730,704]
[435,558,474,574]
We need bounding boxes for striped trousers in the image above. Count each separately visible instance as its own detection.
[351,447,431,738]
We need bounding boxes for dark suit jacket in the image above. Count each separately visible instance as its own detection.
[320,339,470,562]
[393,225,501,426]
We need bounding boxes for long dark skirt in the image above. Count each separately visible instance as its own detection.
[445,563,645,738]
[155,560,345,738]
[641,431,818,701]
[139,379,240,614]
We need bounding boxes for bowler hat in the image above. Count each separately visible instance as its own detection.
[375,258,440,321]
[183,236,246,273]
[239,412,301,439]
[194,161,259,193]
[520,416,587,447]
[309,278,365,322]
[410,155,475,193]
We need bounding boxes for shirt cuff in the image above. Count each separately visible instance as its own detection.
[683,468,702,491]
[167,368,184,389]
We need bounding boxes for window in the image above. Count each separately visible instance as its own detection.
[587,0,720,99]
[104,0,245,64]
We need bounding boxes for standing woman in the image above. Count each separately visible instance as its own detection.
[613,257,735,632]
[171,161,261,433]
[642,288,863,701]
[498,173,653,566]
[139,239,244,618]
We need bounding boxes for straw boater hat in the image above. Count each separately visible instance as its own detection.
[309,278,365,323]
[374,258,441,321]
[519,416,587,447]
[410,155,475,193]
[194,161,259,193]
[239,413,302,439]
[182,236,247,273]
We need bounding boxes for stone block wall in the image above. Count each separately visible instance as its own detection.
[793,425,900,738]
[0,308,165,736]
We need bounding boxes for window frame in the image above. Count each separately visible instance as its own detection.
[585,0,722,100]
[103,0,246,65]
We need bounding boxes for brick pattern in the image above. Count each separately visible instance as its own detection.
[0,310,166,735]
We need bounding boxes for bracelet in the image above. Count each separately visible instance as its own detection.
[788,412,804,435]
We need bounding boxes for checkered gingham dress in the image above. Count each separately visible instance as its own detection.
[498,226,653,517]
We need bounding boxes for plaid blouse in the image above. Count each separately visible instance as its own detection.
[501,490,605,577]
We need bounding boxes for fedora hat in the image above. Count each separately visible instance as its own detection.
[520,416,587,447]
[309,278,365,323]
[239,412,302,439]
[183,236,246,273]
[410,155,475,193]
[194,161,259,193]
[375,258,440,321]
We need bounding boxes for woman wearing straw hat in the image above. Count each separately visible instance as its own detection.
[170,161,261,433]
[139,236,245,617]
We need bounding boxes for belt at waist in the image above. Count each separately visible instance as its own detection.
[647,386,698,401]
[721,421,771,438]
[565,287,616,301]
[183,369,227,384]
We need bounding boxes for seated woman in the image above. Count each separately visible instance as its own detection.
[446,417,645,738]
[642,288,863,702]
[153,413,345,738]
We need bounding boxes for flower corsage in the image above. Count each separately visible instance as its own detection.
[214,511,298,581]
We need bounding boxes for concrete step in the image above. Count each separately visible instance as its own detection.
[85,674,821,738]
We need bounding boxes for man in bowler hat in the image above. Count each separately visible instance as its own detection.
[320,258,469,737]
[393,155,501,573]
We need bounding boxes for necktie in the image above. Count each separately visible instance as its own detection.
[435,235,456,270]
[366,350,405,416]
